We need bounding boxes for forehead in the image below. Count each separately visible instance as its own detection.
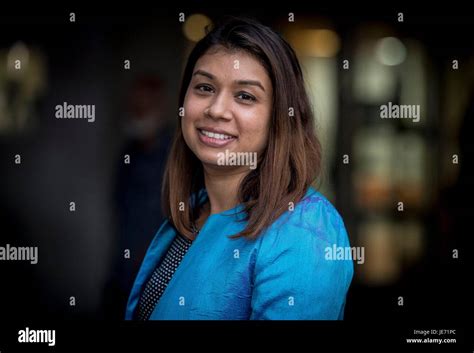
[194,47,270,83]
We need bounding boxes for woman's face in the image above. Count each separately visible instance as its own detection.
[182,47,273,172]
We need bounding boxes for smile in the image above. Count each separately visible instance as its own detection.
[199,129,234,140]
[197,129,237,147]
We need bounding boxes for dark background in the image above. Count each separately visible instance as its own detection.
[0,2,472,352]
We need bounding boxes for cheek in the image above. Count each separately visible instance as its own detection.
[239,108,271,149]
[183,94,195,123]
[257,105,272,132]
[182,95,201,136]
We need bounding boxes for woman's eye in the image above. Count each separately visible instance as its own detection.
[236,92,256,102]
[195,84,214,93]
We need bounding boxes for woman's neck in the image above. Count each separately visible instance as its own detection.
[202,165,248,215]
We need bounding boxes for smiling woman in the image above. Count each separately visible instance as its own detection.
[184,48,271,168]
[125,17,353,320]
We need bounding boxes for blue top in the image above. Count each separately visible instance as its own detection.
[125,186,354,320]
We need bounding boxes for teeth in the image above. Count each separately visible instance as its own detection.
[200,129,234,140]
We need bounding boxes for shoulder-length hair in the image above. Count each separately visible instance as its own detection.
[162,17,322,240]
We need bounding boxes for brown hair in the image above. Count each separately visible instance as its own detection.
[162,17,322,239]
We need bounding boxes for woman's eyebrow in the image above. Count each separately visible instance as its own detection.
[193,69,265,92]
[235,80,265,92]
[193,69,214,80]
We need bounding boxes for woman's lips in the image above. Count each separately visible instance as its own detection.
[197,128,237,147]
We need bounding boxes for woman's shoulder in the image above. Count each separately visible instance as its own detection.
[298,186,342,218]
[251,186,354,320]
[261,186,349,248]
[285,186,344,226]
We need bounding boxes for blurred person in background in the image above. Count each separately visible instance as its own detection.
[103,76,172,319]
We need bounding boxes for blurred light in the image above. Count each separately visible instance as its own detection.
[397,221,424,265]
[353,41,397,104]
[301,55,338,200]
[358,218,400,285]
[400,39,427,126]
[183,14,212,42]
[375,37,406,66]
[353,125,396,209]
[288,29,340,58]
[7,41,30,78]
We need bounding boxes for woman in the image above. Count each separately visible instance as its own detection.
[125,17,353,320]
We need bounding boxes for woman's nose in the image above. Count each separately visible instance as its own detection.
[206,93,233,120]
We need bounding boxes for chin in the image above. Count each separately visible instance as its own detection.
[195,151,221,166]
